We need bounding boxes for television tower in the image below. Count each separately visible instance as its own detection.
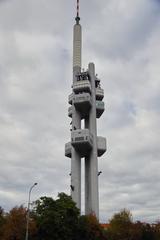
[65,0,106,219]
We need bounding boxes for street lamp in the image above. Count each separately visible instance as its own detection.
[25,182,38,240]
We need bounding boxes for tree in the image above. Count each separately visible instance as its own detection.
[154,221,160,240]
[107,209,133,240]
[76,214,107,240]
[2,205,37,240]
[141,223,155,240]
[33,193,80,240]
[130,221,143,240]
[0,207,5,238]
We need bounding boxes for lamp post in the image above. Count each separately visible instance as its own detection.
[25,183,37,240]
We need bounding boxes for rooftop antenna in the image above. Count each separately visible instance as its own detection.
[75,0,80,24]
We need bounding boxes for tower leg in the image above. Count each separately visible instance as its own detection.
[88,150,99,218]
[85,156,90,214]
[71,148,81,210]
[85,117,91,215]
[71,99,81,211]
[88,63,99,219]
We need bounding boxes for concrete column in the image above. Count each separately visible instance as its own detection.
[71,142,81,210]
[84,117,90,214]
[71,65,81,211]
[87,63,99,219]
[85,155,91,215]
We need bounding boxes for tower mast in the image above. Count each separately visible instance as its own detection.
[73,0,81,69]
[76,0,80,21]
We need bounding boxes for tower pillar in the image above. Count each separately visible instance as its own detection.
[85,63,99,218]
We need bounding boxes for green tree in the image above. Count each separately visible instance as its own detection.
[33,193,80,240]
[107,209,133,240]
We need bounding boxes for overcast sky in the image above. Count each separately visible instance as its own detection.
[0,0,160,223]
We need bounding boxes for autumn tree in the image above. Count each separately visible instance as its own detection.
[141,223,155,240]
[0,207,5,238]
[130,221,143,240]
[2,205,37,240]
[76,214,107,240]
[154,221,160,240]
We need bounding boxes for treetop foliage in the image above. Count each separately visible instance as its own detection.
[0,194,160,240]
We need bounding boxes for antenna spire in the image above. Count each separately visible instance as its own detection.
[75,0,80,24]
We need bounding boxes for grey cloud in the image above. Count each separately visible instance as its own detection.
[0,0,160,223]
[83,0,160,60]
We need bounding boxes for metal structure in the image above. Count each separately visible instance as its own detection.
[25,183,37,240]
[65,0,106,219]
